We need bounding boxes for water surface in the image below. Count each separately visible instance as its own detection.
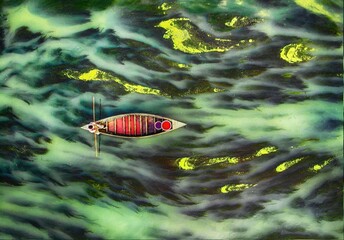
[0,0,343,239]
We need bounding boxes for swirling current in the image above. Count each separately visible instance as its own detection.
[0,0,343,239]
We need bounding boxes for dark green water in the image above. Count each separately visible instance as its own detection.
[0,0,343,239]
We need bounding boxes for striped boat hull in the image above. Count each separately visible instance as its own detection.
[95,113,186,138]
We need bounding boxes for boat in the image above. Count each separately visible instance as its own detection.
[81,97,186,156]
[81,113,186,138]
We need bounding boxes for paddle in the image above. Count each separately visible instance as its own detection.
[92,96,99,157]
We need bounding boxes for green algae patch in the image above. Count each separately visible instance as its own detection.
[297,138,320,147]
[63,69,165,96]
[255,146,278,157]
[309,158,334,172]
[176,146,277,170]
[225,16,262,29]
[158,2,174,14]
[176,156,239,171]
[282,73,294,78]
[63,69,223,97]
[220,183,256,193]
[286,91,307,96]
[280,43,315,64]
[207,13,262,32]
[156,18,254,54]
[276,157,305,172]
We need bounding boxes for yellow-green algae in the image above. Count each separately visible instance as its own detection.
[297,138,320,147]
[158,2,173,13]
[178,85,226,96]
[224,16,261,29]
[63,69,164,96]
[225,16,242,27]
[156,18,254,54]
[286,91,306,96]
[220,183,256,193]
[85,179,108,199]
[255,146,278,157]
[275,157,305,172]
[309,158,334,172]
[63,68,224,97]
[176,63,191,69]
[86,179,108,191]
[177,146,277,170]
[155,55,192,69]
[177,157,196,170]
[280,43,315,63]
[213,88,225,93]
[295,0,342,24]
[160,60,191,70]
[282,73,293,78]
[207,12,262,32]
[154,55,192,70]
[206,156,240,165]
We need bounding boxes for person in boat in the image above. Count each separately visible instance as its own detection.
[87,122,105,135]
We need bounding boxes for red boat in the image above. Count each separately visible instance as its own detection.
[81,97,186,156]
[81,113,186,138]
